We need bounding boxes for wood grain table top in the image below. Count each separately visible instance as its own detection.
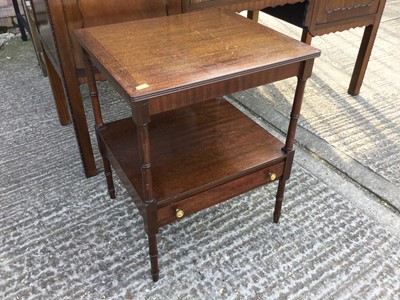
[74,9,319,103]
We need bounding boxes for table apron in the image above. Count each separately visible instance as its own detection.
[146,61,308,115]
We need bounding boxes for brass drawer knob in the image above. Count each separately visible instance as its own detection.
[268,173,277,181]
[176,209,184,219]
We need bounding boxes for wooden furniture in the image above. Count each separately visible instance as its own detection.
[75,9,320,281]
[30,0,385,177]
[30,0,169,177]
[29,0,304,177]
[263,0,387,95]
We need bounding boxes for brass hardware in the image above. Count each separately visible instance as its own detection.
[268,173,277,181]
[176,209,184,218]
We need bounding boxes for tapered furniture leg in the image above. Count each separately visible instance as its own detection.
[348,25,379,95]
[148,234,159,282]
[102,158,116,199]
[303,23,380,96]
[348,0,386,95]
[66,80,97,178]
[42,51,71,126]
[273,178,287,223]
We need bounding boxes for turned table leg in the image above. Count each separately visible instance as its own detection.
[274,179,287,223]
[274,60,313,223]
[147,234,159,282]
[134,103,159,282]
[83,51,115,197]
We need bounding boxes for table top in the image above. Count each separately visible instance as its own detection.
[74,8,319,103]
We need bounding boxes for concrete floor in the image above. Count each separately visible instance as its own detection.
[1,3,399,299]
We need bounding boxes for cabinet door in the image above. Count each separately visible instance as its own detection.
[314,0,380,25]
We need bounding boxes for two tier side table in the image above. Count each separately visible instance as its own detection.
[74,9,320,282]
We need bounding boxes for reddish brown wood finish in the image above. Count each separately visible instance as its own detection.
[77,9,319,281]
[74,10,319,105]
[42,51,71,125]
[32,0,97,177]
[30,0,306,177]
[30,0,169,177]
[30,0,385,177]
[99,100,287,204]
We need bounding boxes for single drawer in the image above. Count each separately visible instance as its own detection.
[157,161,285,226]
[315,0,380,25]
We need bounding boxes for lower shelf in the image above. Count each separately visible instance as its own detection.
[99,98,287,221]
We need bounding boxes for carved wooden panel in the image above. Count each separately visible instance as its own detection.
[315,0,380,24]
[183,0,305,12]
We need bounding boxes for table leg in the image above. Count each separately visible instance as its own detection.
[348,23,380,95]
[148,234,159,282]
[65,73,97,178]
[135,104,159,281]
[247,10,259,21]
[274,60,313,223]
[284,77,308,152]
[42,51,71,126]
[348,0,386,95]
[274,179,287,223]
[83,52,115,197]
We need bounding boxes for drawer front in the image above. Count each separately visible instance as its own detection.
[315,0,380,24]
[157,161,285,226]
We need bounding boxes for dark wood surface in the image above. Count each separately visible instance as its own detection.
[30,0,303,177]
[74,9,319,105]
[78,8,319,281]
[30,0,169,177]
[31,0,386,177]
[99,98,286,205]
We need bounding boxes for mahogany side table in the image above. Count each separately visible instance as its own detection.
[74,9,320,282]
